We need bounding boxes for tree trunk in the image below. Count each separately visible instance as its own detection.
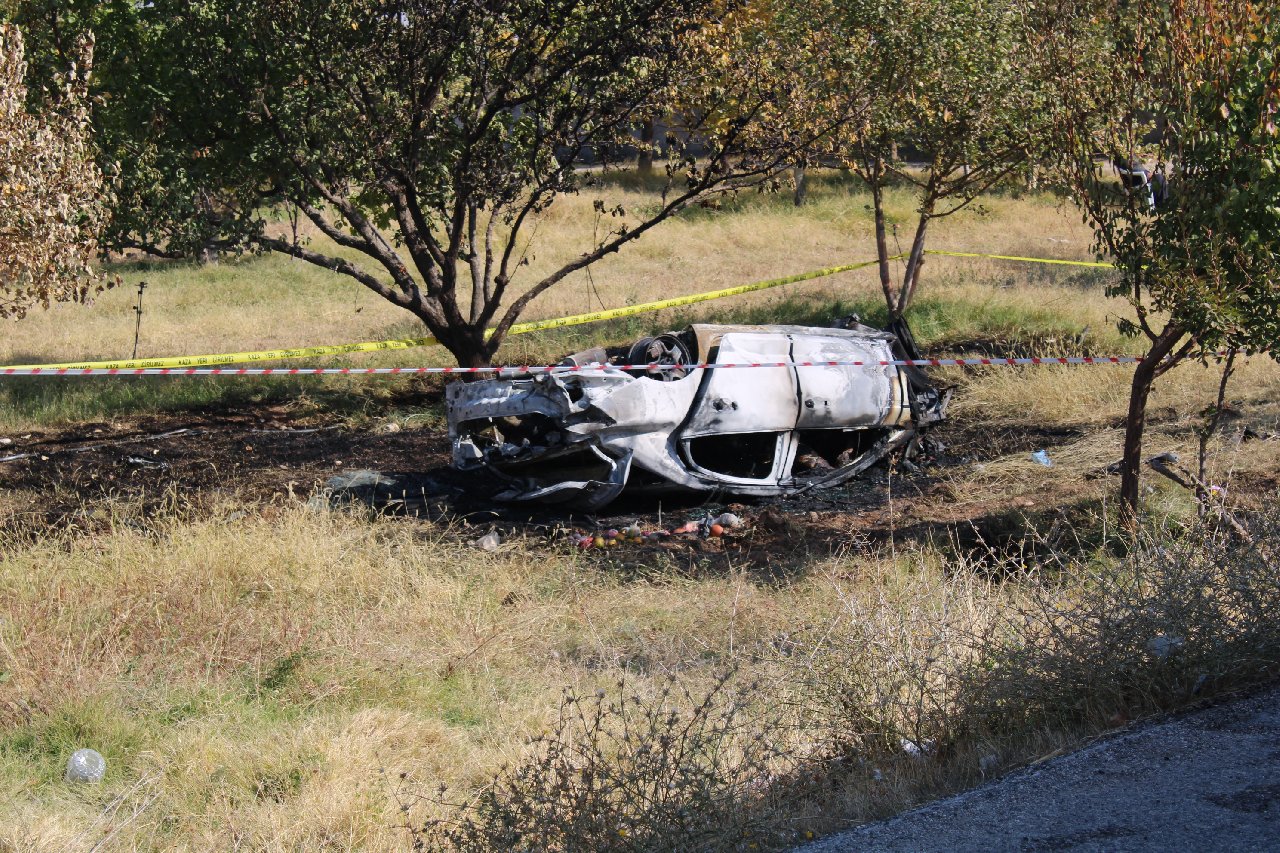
[1119,360,1156,529]
[894,209,932,319]
[793,164,808,206]
[870,158,895,313]
[447,326,493,372]
[1119,325,1186,529]
[637,117,656,176]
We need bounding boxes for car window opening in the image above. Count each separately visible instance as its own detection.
[686,433,779,479]
[792,428,892,477]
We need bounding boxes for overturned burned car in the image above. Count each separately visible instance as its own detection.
[447,319,950,510]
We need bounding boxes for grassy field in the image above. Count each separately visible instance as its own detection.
[1,172,1279,851]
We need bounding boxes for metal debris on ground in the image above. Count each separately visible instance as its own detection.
[1145,634,1185,660]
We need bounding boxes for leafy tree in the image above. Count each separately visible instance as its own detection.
[16,0,859,367]
[825,0,1056,320]
[0,22,109,319]
[1052,0,1280,526]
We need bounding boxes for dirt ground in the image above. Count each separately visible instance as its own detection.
[5,384,1273,581]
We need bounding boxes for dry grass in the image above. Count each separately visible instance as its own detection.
[0,501,834,850]
[955,352,1280,428]
[0,174,1098,371]
[1,172,1279,850]
[1,468,1277,848]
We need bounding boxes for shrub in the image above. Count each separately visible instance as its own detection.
[408,673,819,852]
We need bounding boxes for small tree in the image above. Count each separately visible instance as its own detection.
[20,0,862,368]
[0,22,109,318]
[826,0,1056,321]
[1054,0,1280,526]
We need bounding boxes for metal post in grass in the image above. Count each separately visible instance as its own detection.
[131,281,147,360]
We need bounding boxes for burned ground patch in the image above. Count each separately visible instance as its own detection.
[0,395,1272,581]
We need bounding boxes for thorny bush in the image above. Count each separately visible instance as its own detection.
[806,508,1280,768]
[409,509,1280,851]
[406,672,821,852]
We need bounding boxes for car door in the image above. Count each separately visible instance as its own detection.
[679,332,798,483]
[790,332,900,429]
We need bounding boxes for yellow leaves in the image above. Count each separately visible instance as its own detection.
[0,22,110,317]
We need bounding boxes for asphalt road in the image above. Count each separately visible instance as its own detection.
[799,683,1280,852]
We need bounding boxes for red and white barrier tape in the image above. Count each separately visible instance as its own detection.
[0,355,1146,377]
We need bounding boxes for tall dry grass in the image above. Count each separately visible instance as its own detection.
[0,499,825,850]
[407,509,1280,852]
[3,489,1279,850]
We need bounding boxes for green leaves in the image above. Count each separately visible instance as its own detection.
[1050,0,1280,359]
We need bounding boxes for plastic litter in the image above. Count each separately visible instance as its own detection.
[1030,449,1054,467]
[325,469,396,491]
[899,737,935,758]
[65,749,106,783]
[475,531,502,552]
[1146,633,1184,660]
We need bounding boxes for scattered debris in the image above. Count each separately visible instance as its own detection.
[448,319,950,509]
[65,748,106,783]
[900,737,936,759]
[1145,634,1185,660]
[0,427,197,464]
[474,530,502,551]
[566,512,752,550]
[1086,459,1124,479]
[1240,426,1279,442]
[1030,449,1054,467]
[325,469,397,491]
[126,455,169,469]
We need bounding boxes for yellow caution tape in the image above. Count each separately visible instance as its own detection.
[3,258,886,371]
[2,251,1111,372]
[0,336,442,372]
[925,250,1114,269]
[500,257,887,335]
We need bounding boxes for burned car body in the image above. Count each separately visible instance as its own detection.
[447,320,950,510]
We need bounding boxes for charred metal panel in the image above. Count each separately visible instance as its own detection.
[683,333,798,437]
[791,334,901,429]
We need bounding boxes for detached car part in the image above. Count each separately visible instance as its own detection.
[447,319,950,510]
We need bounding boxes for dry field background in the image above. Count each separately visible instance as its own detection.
[1,172,1279,850]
